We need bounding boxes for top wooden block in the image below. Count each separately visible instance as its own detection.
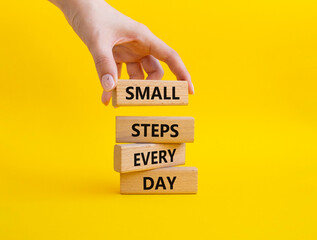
[112,80,188,107]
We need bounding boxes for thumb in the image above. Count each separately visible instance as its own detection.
[92,49,118,92]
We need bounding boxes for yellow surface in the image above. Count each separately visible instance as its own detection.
[1,0,317,239]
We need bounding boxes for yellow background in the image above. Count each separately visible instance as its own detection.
[1,0,317,239]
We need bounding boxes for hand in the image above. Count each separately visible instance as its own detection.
[50,0,194,105]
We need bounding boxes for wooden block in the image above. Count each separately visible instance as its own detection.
[114,143,186,173]
[120,167,198,194]
[112,80,188,107]
[116,116,195,143]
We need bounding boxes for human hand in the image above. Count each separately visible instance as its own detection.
[50,0,194,105]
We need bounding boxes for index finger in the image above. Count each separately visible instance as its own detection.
[148,35,194,94]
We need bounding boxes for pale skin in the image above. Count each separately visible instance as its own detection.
[49,0,194,106]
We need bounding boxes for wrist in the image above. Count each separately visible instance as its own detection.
[49,0,71,12]
[49,0,90,28]
[49,0,87,16]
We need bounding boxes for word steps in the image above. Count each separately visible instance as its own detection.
[116,116,194,143]
[112,80,198,194]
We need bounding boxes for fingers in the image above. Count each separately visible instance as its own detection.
[146,34,194,94]
[126,62,144,79]
[91,47,118,92]
[141,55,164,80]
[117,63,122,79]
[101,90,112,106]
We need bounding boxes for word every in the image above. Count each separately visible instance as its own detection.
[126,86,180,100]
[132,124,179,137]
[134,149,176,167]
[143,176,177,190]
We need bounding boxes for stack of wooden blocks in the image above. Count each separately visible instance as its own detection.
[113,80,198,194]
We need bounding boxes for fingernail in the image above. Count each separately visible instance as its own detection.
[101,74,115,91]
